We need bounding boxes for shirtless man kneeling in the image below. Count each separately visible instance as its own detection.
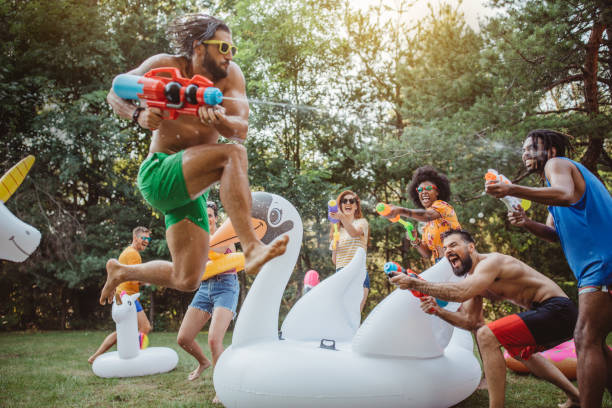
[101,13,287,305]
[390,229,580,408]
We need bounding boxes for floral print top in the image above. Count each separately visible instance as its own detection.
[421,200,461,261]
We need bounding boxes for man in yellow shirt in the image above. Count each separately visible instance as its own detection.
[88,226,152,363]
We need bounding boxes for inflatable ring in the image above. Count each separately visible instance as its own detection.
[503,339,612,380]
[202,252,245,281]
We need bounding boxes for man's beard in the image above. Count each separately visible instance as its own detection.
[451,254,472,277]
[203,51,228,82]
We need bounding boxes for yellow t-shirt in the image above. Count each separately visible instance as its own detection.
[334,218,369,269]
[116,246,142,295]
[421,200,461,261]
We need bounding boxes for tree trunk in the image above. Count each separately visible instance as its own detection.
[580,21,604,173]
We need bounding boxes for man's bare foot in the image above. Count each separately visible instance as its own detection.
[87,353,100,364]
[477,376,488,390]
[244,235,289,275]
[558,398,580,408]
[212,395,221,404]
[187,361,211,381]
[99,259,123,305]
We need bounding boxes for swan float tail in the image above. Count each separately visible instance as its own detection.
[281,248,365,342]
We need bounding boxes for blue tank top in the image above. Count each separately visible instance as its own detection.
[547,158,612,285]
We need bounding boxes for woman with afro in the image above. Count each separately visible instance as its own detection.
[383,166,461,263]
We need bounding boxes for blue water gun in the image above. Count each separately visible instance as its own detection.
[383,262,448,308]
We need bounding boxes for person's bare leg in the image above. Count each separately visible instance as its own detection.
[137,310,151,335]
[208,307,234,403]
[575,291,612,408]
[100,221,208,304]
[177,307,212,381]
[360,287,369,313]
[88,331,117,363]
[182,144,288,275]
[476,326,507,408]
[472,320,488,390]
[518,354,580,407]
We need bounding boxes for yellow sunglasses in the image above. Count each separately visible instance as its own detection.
[201,40,238,56]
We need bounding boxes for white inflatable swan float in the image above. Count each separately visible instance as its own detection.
[214,192,481,407]
[92,292,178,378]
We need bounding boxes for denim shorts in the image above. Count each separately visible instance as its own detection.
[190,273,240,317]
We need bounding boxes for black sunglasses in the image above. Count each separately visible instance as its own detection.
[340,198,356,205]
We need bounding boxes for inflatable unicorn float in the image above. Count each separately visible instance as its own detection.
[1,155,41,262]
[213,192,481,408]
[92,291,178,378]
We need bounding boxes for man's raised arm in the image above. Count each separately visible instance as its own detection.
[106,54,173,129]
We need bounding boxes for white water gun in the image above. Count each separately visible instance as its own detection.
[484,169,531,212]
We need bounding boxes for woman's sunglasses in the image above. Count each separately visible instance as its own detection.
[340,198,357,205]
[201,40,238,56]
[140,236,152,243]
[416,186,438,193]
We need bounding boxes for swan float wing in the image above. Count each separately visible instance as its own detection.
[281,248,365,342]
[352,258,462,358]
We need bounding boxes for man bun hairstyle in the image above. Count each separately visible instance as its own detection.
[167,13,230,58]
[408,166,452,208]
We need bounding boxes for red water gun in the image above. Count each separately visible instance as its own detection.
[112,67,223,119]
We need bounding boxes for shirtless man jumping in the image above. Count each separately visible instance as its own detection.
[390,229,580,408]
[101,13,288,305]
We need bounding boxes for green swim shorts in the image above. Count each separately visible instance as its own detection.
[137,151,209,233]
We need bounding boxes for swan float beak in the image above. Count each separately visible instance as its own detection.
[210,217,267,249]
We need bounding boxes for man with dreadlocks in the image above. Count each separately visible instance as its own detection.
[102,15,288,311]
[485,129,612,408]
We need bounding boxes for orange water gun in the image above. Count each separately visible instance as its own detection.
[376,203,415,241]
[484,169,531,212]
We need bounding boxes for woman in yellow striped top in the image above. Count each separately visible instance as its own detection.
[329,190,369,312]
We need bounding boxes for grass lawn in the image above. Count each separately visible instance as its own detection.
[1,331,611,407]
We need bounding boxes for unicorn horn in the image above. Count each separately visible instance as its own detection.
[0,155,35,203]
